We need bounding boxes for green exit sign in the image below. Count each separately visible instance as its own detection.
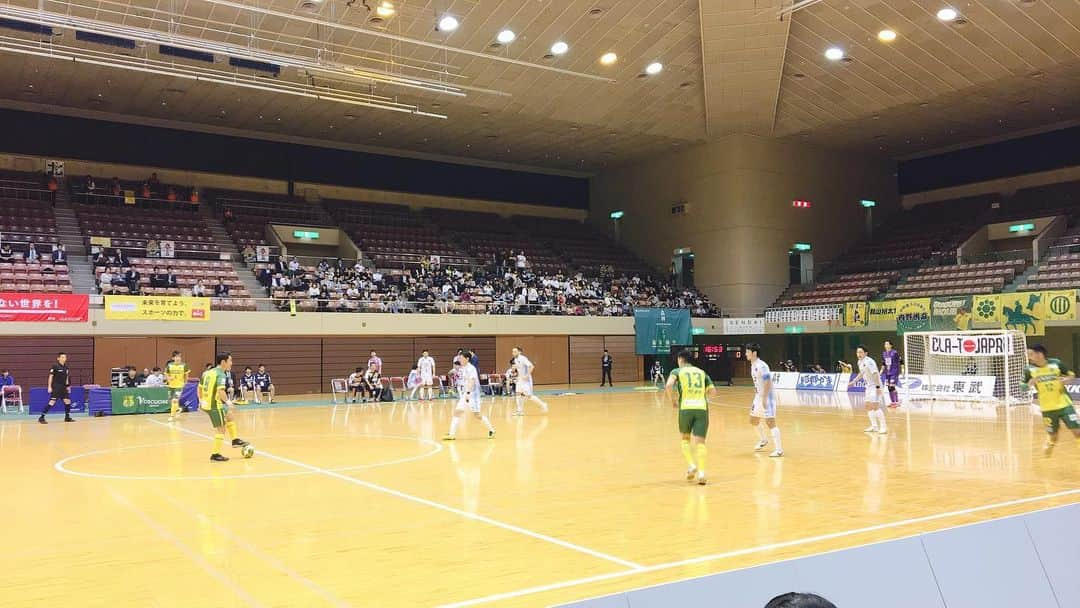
[691,327,706,335]
[609,210,625,219]
[784,325,805,334]
[860,199,877,208]
[792,243,811,252]
[1008,223,1035,233]
[293,230,321,240]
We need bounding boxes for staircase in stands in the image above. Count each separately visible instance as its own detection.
[199,203,273,311]
[52,188,98,295]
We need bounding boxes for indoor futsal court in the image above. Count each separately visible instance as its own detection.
[5,385,1077,608]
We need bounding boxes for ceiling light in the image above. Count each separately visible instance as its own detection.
[497,29,516,44]
[551,41,569,55]
[375,1,394,17]
[937,7,958,21]
[877,29,897,42]
[645,62,663,75]
[600,52,618,65]
[438,15,459,32]
[824,47,844,61]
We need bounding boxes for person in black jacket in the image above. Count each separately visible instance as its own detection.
[601,349,614,386]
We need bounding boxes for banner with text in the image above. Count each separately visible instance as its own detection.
[795,373,840,392]
[868,301,898,324]
[634,308,691,355]
[722,317,765,335]
[110,387,172,415]
[929,334,1014,357]
[0,293,88,322]
[895,298,932,334]
[844,302,868,327]
[1045,290,1077,321]
[897,374,997,401]
[930,295,973,331]
[105,295,211,321]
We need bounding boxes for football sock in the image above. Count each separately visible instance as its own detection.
[867,411,878,430]
[449,416,460,437]
[170,398,179,417]
[757,423,768,442]
[226,421,238,441]
[695,444,707,475]
[771,427,783,452]
[530,395,549,411]
[481,416,495,432]
[213,433,224,454]
[681,439,695,468]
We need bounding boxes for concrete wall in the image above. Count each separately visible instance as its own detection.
[590,136,898,316]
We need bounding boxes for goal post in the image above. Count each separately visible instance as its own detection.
[901,330,1028,404]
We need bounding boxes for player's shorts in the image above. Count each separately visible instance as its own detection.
[864,386,884,404]
[50,388,69,400]
[420,372,434,386]
[455,393,481,414]
[678,408,709,438]
[257,383,271,391]
[884,375,899,387]
[516,378,533,396]
[205,404,229,427]
[751,395,776,418]
[1042,405,1080,434]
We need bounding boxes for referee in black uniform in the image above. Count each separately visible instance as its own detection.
[601,350,614,387]
[39,352,74,424]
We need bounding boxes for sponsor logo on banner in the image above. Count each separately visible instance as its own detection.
[104,295,211,321]
[868,301,897,324]
[929,334,1014,356]
[846,372,866,393]
[722,317,764,335]
[972,294,1001,327]
[896,298,932,333]
[898,374,996,400]
[765,306,840,323]
[1065,377,1080,396]
[1046,290,1076,321]
[796,373,839,391]
[0,293,89,322]
[771,372,800,390]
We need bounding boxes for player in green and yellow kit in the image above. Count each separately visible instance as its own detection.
[1024,344,1079,455]
[165,350,189,422]
[665,349,717,485]
[199,352,249,462]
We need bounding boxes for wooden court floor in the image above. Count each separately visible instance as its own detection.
[3,385,1079,608]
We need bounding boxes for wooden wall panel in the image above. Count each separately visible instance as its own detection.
[216,337,322,394]
[414,337,496,375]
[154,338,215,375]
[0,336,94,388]
[569,335,605,385]
[94,337,159,386]
[496,336,569,385]
[322,337,413,384]
[604,336,640,382]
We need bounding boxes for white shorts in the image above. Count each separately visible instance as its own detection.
[865,387,884,404]
[420,372,434,386]
[456,393,481,414]
[751,395,777,418]
[516,378,533,396]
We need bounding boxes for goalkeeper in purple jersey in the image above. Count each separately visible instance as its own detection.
[881,340,902,407]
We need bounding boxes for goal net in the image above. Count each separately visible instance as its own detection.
[902,330,1028,404]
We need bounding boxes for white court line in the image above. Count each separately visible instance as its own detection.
[151,488,352,608]
[147,419,643,570]
[438,488,1080,608]
[109,488,267,608]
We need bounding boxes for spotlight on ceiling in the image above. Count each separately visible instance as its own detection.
[437,15,459,32]
[824,47,844,61]
[600,52,618,65]
[877,29,897,42]
[551,41,569,55]
[497,29,516,44]
[375,1,394,18]
[645,62,663,75]
[937,7,958,21]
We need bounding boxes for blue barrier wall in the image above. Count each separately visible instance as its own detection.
[559,502,1079,608]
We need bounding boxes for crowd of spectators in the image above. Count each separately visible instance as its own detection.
[255,254,720,316]
[74,172,201,210]
[0,240,67,265]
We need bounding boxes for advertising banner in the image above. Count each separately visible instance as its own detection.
[897,374,997,400]
[930,295,973,330]
[0,293,89,322]
[722,317,765,335]
[110,387,172,415]
[105,295,211,321]
[845,372,865,393]
[868,301,897,324]
[844,302,868,327]
[770,372,800,390]
[1065,377,1080,398]
[929,334,1015,356]
[998,292,1045,336]
[634,308,691,355]
[895,298,932,334]
[1045,290,1077,321]
[795,373,840,392]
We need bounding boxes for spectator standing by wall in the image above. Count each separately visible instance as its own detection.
[601,350,614,387]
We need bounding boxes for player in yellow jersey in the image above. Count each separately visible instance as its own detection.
[665,349,717,485]
[199,352,249,462]
[165,350,189,422]
[1024,344,1079,456]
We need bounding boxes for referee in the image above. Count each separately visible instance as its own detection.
[39,352,74,424]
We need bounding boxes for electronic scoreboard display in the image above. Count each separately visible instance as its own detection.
[669,342,744,385]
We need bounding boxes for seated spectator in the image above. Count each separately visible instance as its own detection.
[0,243,14,262]
[146,239,160,258]
[288,257,301,275]
[214,279,230,298]
[143,367,165,387]
[147,171,160,192]
[0,369,14,386]
[335,295,350,312]
[362,364,382,402]
[307,283,320,299]
[110,177,122,199]
[114,248,129,268]
[191,280,207,297]
[140,182,151,199]
[164,266,178,289]
[23,242,40,263]
[253,364,275,404]
[149,266,167,288]
[238,366,257,402]
[223,208,235,226]
[51,243,67,265]
[347,367,364,403]
[99,267,116,294]
[166,187,177,202]
[124,266,141,295]
[121,368,139,388]
[270,273,288,291]
[242,244,256,264]
[256,266,272,287]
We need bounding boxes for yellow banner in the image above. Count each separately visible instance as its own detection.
[124,189,136,205]
[895,298,932,333]
[972,294,1001,327]
[104,295,211,321]
[999,292,1044,336]
[1046,290,1077,321]
[844,302,868,327]
[868,301,897,324]
[89,235,112,248]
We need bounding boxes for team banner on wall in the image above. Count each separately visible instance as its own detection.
[105,295,211,321]
[999,292,1045,336]
[795,373,840,391]
[633,308,691,355]
[0,293,88,322]
[895,298,931,334]
[844,302,868,327]
[1045,290,1077,321]
[868,301,897,324]
[930,295,972,330]
[110,387,172,415]
[972,294,1001,327]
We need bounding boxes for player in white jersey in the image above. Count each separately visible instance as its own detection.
[443,351,495,441]
[417,350,436,401]
[511,347,550,416]
[747,344,784,457]
[853,345,888,435]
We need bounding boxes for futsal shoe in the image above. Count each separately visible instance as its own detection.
[863,426,877,433]
[231,438,250,448]
[769,450,784,458]
[877,428,888,435]
[37,416,46,424]
[210,453,229,462]
[64,416,75,422]
[754,439,768,451]
[685,467,698,481]
[442,434,456,441]
[488,430,496,439]
[1043,441,1055,456]
[696,472,707,486]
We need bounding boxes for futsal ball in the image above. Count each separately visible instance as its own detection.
[241,444,255,459]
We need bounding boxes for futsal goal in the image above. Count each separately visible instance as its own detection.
[902,330,1029,404]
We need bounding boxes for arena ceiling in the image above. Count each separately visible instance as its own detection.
[0,0,1077,172]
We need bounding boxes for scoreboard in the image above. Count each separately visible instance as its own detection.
[669,342,744,385]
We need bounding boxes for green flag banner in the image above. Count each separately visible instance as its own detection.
[634,308,691,355]
[895,298,931,334]
[930,295,973,330]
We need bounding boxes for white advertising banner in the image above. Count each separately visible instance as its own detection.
[929,334,1014,356]
[897,374,997,400]
[770,372,800,390]
[722,317,765,335]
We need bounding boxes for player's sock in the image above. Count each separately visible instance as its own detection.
[531,395,549,412]
[874,410,887,431]
[680,439,695,468]
[771,427,783,452]
[449,416,460,437]
[169,399,178,417]
[213,433,224,454]
[481,415,495,432]
[756,423,768,442]
[695,444,707,476]
[514,395,525,413]
[887,386,898,404]
[226,421,238,441]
